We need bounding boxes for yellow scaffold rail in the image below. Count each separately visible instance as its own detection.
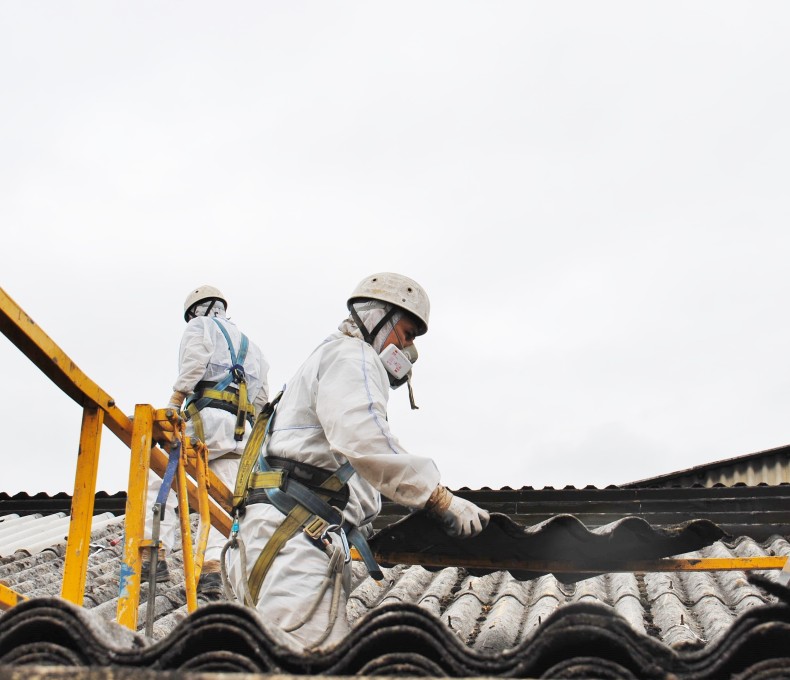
[0,583,27,611]
[0,286,234,613]
[117,406,211,630]
[368,552,789,574]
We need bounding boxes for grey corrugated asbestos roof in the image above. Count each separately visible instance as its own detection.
[1,510,787,652]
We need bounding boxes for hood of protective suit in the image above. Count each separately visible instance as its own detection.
[338,300,401,353]
[191,300,227,319]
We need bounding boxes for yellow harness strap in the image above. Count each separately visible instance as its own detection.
[235,382,250,440]
[232,392,282,510]
[246,471,348,604]
[196,387,253,412]
[185,402,206,444]
[186,387,255,443]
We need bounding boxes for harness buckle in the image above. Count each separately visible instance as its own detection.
[304,516,331,539]
[231,364,246,384]
[321,524,351,564]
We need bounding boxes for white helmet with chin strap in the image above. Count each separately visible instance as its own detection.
[183,285,227,322]
[347,272,430,338]
[347,273,429,410]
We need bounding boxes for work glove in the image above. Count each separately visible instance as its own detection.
[165,390,187,415]
[425,485,490,538]
[168,390,187,408]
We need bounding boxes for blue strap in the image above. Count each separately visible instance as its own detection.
[187,320,249,412]
[346,526,383,580]
[213,318,250,368]
[251,388,383,579]
[212,318,249,390]
[256,455,355,526]
[256,453,383,578]
[212,318,238,364]
[155,439,181,510]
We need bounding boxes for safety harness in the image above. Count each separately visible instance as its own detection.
[184,318,255,443]
[227,390,383,610]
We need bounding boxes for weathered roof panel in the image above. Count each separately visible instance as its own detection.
[1,580,789,678]
[370,511,727,582]
[1,484,789,678]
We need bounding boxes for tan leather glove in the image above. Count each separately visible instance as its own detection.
[167,390,187,411]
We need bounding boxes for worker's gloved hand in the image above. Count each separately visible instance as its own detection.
[165,390,187,417]
[425,485,490,538]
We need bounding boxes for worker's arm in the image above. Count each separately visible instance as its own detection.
[170,318,216,398]
[316,344,440,509]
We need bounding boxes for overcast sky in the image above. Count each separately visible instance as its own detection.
[1,3,789,495]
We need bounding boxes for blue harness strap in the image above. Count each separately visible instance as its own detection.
[256,455,355,526]
[187,319,250,412]
[213,318,249,387]
[254,446,383,579]
[155,438,181,512]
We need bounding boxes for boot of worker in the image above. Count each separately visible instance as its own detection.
[140,547,171,583]
[197,560,225,602]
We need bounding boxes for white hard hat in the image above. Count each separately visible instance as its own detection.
[348,273,430,335]
[183,285,227,321]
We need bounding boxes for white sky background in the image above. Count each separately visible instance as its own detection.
[1,3,789,494]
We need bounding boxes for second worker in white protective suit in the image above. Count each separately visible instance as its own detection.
[143,285,269,599]
[227,272,489,650]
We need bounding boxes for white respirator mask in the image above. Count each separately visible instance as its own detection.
[379,342,420,409]
[379,343,418,386]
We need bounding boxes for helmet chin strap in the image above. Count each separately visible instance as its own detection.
[349,301,419,409]
[349,303,398,349]
[187,299,224,322]
[202,299,217,317]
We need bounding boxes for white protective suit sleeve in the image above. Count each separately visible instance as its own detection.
[172,318,217,395]
[316,340,440,508]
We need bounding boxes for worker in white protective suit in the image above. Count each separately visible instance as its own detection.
[143,285,270,599]
[226,272,489,650]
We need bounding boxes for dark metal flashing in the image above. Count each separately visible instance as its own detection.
[3,485,790,540]
[0,492,127,517]
[381,484,790,539]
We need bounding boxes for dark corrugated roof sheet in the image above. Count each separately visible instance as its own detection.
[1,578,790,678]
[1,510,788,652]
[370,511,726,582]
[2,484,790,678]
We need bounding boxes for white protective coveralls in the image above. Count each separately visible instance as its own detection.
[145,305,270,563]
[227,309,441,650]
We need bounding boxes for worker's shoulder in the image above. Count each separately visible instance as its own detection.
[317,333,382,369]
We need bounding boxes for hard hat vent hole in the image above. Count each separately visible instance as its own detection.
[372,278,378,282]
[407,287,412,292]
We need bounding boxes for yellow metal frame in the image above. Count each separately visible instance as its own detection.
[0,287,233,624]
[0,583,27,611]
[369,551,790,574]
[1,285,789,626]
[116,407,212,630]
